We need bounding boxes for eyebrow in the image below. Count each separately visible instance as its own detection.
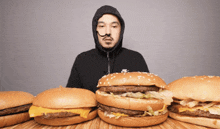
[98,21,120,25]
[112,21,120,25]
[98,21,105,24]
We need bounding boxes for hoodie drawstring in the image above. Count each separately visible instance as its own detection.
[107,52,110,74]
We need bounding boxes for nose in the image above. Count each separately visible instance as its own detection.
[106,33,111,36]
[106,25,111,35]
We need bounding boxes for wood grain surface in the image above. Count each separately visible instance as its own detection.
[2,117,212,129]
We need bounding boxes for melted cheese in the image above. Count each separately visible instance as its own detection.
[179,106,220,115]
[158,104,167,112]
[29,105,91,118]
[112,112,128,117]
[105,104,167,119]
[179,107,208,112]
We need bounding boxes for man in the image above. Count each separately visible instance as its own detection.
[66,5,149,92]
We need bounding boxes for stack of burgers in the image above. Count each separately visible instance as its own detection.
[96,71,173,127]
[167,75,220,128]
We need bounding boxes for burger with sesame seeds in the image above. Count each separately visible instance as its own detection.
[167,75,220,128]
[96,71,173,127]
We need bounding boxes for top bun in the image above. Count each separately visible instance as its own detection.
[0,91,34,110]
[33,86,97,109]
[167,75,220,102]
[97,72,166,88]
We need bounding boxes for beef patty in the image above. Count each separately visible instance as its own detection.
[168,104,220,119]
[41,112,79,119]
[0,104,32,116]
[98,86,159,93]
[98,103,147,116]
[39,107,97,119]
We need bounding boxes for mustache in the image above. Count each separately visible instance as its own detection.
[97,31,113,39]
[103,35,113,41]
[96,31,113,41]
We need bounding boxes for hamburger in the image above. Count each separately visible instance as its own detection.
[96,71,173,127]
[0,91,34,128]
[167,75,220,128]
[29,86,97,126]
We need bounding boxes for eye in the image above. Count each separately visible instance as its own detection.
[98,25,104,28]
[112,23,119,28]
[97,23,105,28]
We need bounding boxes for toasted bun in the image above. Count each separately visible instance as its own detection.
[167,76,220,101]
[0,91,34,110]
[33,87,97,108]
[96,90,164,111]
[98,109,168,127]
[169,111,220,128]
[97,72,166,88]
[34,109,97,126]
[0,112,30,128]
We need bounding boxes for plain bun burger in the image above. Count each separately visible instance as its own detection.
[167,75,220,128]
[29,86,97,126]
[0,91,34,128]
[96,71,173,127]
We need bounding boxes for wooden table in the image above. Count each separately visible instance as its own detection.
[2,117,212,129]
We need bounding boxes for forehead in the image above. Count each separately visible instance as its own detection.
[98,14,120,24]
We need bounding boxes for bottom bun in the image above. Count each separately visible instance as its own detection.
[98,109,168,127]
[0,112,30,128]
[169,112,220,128]
[34,109,97,126]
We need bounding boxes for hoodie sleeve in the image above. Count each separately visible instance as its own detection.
[66,56,83,88]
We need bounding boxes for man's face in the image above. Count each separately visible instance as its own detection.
[97,14,121,49]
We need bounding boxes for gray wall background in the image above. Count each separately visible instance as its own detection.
[1,0,220,96]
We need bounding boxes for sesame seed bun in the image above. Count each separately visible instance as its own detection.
[166,75,220,101]
[96,90,164,111]
[98,109,168,127]
[96,72,166,111]
[96,72,170,127]
[97,72,166,88]
[169,112,220,128]
[167,75,220,128]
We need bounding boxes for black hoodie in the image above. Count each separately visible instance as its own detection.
[66,5,149,92]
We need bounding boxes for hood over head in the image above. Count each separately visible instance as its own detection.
[92,5,125,54]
